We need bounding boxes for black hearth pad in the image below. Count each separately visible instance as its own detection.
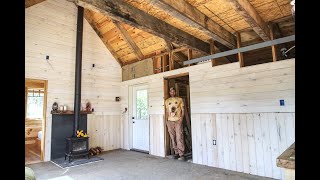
[51,156,103,168]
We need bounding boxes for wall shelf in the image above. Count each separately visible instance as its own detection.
[51,110,92,115]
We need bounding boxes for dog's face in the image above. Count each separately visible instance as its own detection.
[166,98,182,114]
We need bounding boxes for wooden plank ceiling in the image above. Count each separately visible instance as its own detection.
[27,0,295,67]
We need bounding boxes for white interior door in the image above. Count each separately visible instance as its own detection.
[132,85,149,152]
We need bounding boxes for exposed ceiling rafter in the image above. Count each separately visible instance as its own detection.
[84,10,123,66]
[75,0,211,54]
[113,21,145,60]
[225,0,271,41]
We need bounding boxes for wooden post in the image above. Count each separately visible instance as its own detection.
[161,55,165,72]
[153,50,161,74]
[237,32,244,67]
[163,79,172,156]
[210,39,217,66]
[169,51,174,70]
[187,49,192,67]
[270,25,277,62]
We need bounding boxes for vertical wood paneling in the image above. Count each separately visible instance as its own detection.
[276,113,288,179]
[240,114,250,174]
[150,115,155,155]
[159,115,165,156]
[196,114,203,164]
[221,114,230,169]
[211,114,219,167]
[260,113,273,177]
[216,113,225,169]
[200,114,208,165]
[253,113,265,176]
[149,114,165,157]
[285,113,295,146]
[246,113,257,175]
[87,115,121,151]
[201,113,294,179]
[233,114,243,172]
[191,114,199,164]
[227,114,236,171]
[268,113,281,179]
[206,114,215,167]
[276,113,288,154]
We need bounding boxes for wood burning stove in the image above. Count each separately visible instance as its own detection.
[65,137,89,162]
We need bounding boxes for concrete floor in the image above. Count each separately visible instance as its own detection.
[27,149,275,180]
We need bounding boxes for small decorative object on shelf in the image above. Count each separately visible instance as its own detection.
[76,130,89,138]
[59,105,64,112]
[86,102,92,112]
[51,102,59,113]
[63,105,68,112]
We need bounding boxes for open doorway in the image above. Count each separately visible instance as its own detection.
[25,79,47,164]
[164,73,191,161]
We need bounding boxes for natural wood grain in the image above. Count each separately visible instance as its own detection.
[225,0,270,41]
[25,0,46,8]
[76,0,210,54]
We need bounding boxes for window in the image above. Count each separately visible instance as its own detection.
[26,89,44,119]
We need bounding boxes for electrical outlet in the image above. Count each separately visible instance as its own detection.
[213,140,216,145]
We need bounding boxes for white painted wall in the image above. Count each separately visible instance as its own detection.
[191,113,295,179]
[25,0,122,161]
[121,59,295,179]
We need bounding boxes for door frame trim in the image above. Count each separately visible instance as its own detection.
[25,78,47,162]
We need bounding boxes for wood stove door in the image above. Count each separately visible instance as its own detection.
[132,85,149,152]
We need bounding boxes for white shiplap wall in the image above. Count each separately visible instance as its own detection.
[121,59,295,178]
[26,0,122,161]
[191,113,295,179]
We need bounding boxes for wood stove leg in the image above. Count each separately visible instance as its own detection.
[87,154,90,159]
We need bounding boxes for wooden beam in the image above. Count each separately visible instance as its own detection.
[270,25,277,62]
[122,47,188,66]
[164,39,173,51]
[236,32,244,67]
[25,0,46,8]
[209,39,217,66]
[76,0,210,54]
[25,81,44,88]
[84,10,123,66]
[150,0,236,48]
[226,0,270,41]
[214,41,238,63]
[187,49,192,67]
[164,39,188,63]
[113,21,144,60]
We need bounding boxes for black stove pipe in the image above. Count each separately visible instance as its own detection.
[73,6,84,137]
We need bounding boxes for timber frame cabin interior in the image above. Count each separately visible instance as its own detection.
[25,0,295,179]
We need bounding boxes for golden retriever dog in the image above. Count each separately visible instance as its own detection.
[165,97,184,121]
